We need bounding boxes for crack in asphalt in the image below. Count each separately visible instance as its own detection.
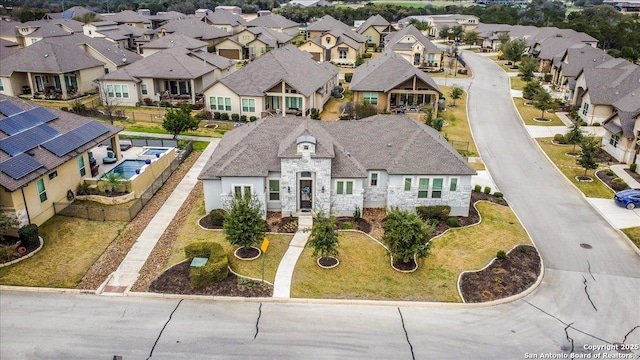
[397,308,415,360]
[587,261,595,281]
[582,276,598,312]
[253,303,262,340]
[146,299,183,360]
[565,323,575,353]
[622,325,640,344]
[524,300,610,344]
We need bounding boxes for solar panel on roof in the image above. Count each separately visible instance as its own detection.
[0,100,23,117]
[0,112,43,135]
[42,121,109,157]
[26,107,57,123]
[0,153,44,180]
[0,124,60,156]
[62,10,74,19]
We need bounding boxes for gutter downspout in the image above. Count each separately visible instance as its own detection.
[21,187,31,225]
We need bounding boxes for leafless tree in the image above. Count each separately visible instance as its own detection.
[96,82,121,124]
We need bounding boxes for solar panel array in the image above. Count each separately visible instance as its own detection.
[0,100,23,117]
[0,153,44,180]
[62,10,74,19]
[42,121,109,157]
[0,107,58,135]
[0,124,60,156]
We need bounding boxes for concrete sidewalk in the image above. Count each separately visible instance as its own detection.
[610,164,640,188]
[525,125,605,138]
[272,215,312,298]
[99,139,219,294]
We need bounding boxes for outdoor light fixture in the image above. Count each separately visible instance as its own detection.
[287,186,291,193]
[321,186,325,193]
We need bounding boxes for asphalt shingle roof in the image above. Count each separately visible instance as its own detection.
[356,15,390,33]
[248,13,298,29]
[385,25,441,54]
[583,60,640,105]
[198,115,475,179]
[306,15,366,43]
[157,19,230,41]
[203,10,247,27]
[52,33,142,67]
[141,33,207,50]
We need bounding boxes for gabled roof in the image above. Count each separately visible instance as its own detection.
[350,51,441,94]
[306,15,366,43]
[0,39,20,60]
[535,37,582,61]
[582,60,640,105]
[0,18,19,38]
[385,25,441,53]
[356,15,390,33]
[101,47,232,82]
[247,13,298,29]
[101,10,150,24]
[49,33,142,67]
[45,6,101,21]
[24,18,85,33]
[0,38,104,76]
[22,21,73,39]
[554,44,611,79]
[198,115,475,179]
[158,19,230,41]
[148,11,187,22]
[245,26,294,47]
[141,33,207,50]
[0,95,121,191]
[308,28,364,50]
[202,10,247,27]
[97,24,153,41]
[213,45,338,97]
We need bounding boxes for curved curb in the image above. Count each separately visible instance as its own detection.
[337,229,388,250]
[227,266,274,286]
[316,257,339,269]
[457,244,544,304]
[390,254,418,273]
[233,247,261,261]
[0,237,44,268]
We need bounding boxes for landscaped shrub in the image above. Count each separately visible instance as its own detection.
[220,113,229,120]
[310,108,320,120]
[213,112,221,120]
[474,184,482,192]
[341,222,354,229]
[344,73,353,82]
[353,206,361,222]
[160,100,171,107]
[363,52,372,58]
[249,116,257,122]
[199,110,213,120]
[18,224,39,248]
[611,177,630,191]
[71,101,86,114]
[60,107,69,112]
[544,73,552,82]
[431,117,445,131]
[483,186,491,195]
[416,205,451,221]
[493,192,504,199]
[446,217,460,227]
[553,133,569,144]
[189,242,229,288]
[496,250,507,260]
[0,244,18,263]
[231,113,240,121]
[631,164,638,173]
[184,241,214,259]
[209,209,226,227]
[240,115,247,122]
[143,97,154,106]
[592,122,600,126]
[606,169,615,176]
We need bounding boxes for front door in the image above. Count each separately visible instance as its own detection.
[35,76,44,92]
[299,179,312,212]
[413,53,421,66]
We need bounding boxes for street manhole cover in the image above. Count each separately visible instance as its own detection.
[580,243,593,249]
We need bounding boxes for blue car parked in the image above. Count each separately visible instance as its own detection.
[614,189,640,209]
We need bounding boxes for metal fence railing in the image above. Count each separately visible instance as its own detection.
[53,140,194,221]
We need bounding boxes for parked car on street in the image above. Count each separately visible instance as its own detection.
[613,189,640,209]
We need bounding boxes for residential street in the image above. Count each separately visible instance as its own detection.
[1,53,639,360]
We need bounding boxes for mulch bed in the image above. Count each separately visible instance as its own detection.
[149,261,272,297]
[335,217,372,233]
[431,191,507,236]
[236,247,260,259]
[597,170,630,191]
[198,214,222,229]
[0,236,40,264]
[393,259,417,271]
[318,257,338,267]
[459,245,541,303]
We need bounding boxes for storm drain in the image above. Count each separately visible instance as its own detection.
[580,243,593,249]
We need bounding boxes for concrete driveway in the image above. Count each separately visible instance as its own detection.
[587,197,640,229]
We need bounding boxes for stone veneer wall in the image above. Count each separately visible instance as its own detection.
[280,157,332,216]
[386,184,472,216]
[330,191,364,217]
[363,185,387,207]
[220,193,268,219]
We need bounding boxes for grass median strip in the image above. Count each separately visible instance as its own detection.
[0,217,127,288]
[291,202,530,302]
[439,85,478,157]
[621,227,640,250]
[513,98,564,126]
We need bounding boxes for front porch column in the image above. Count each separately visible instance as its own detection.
[301,96,305,116]
[59,74,68,99]
[27,72,35,97]
[190,79,195,104]
[110,137,122,160]
[386,92,391,112]
[281,81,286,117]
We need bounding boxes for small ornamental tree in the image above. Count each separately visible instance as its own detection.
[532,89,553,121]
[308,212,339,261]
[463,31,480,45]
[422,105,434,126]
[162,104,199,139]
[382,208,433,265]
[503,39,528,64]
[438,25,451,40]
[518,56,538,81]
[497,33,511,53]
[223,193,266,251]
[450,25,465,42]
[340,101,355,120]
[577,137,601,177]
[355,100,377,119]
[565,122,584,154]
[450,87,463,106]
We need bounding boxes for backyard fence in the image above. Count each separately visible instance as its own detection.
[53,140,194,221]
[449,140,470,155]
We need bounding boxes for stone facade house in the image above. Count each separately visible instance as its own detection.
[601,85,640,164]
[215,26,293,60]
[356,15,395,48]
[350,51,442,115]
[299,15,366,66]
[384,25,443,68]
[203,45,338,118]
[199,115,475,217]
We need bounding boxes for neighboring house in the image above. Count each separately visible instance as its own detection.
[550,44,612,104]
[156,19,230,49]
[53,33,142,73]
[0,38,20,60]
[573,58,640,125]
[215,5,242,15]
[83,21,155,51]
[45,6,102,21]
[299,15,366,66]
[215,26,293,60]
[356,15,395,48]
[601,90,640,164]
[148,11,187,29]
[140,33,208,57]
[283,0,333,7]
[101,10,152,29]
[384,25,443,69]
[198,115,475,217]
[201,10,248,34]
[0,18,21,44]
[14,19,80,46]
[350,51,442,114]
[98,47,235,107]
[203,45,338,118]
[531,36,584,73]
[247,13,300,37]
[0,95,122,229]
[474,24,597,51]
[603,0,640,12]
[0,39,106,100]
[398,14,479,37]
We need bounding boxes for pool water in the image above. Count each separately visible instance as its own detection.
[104,159,147,179]
[141,148,168,156]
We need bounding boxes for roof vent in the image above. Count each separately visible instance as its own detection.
[44,53,48,57]
[387,143,392,147]
[122,57,127,63]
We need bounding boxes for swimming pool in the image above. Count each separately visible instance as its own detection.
[104,159,147,179]
[141,148,169,156]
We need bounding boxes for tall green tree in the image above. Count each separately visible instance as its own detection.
[532,88,553,121]
[577,137,601,177]
[523,81,544,100]
[450,87,464,107]
[308,212,339,261]
[497,32,512,53]
[565,122,584,154]
[382,209,433,265]
[518,56,538,81]
[463,31,480,46]
[438,25,451,40]
[450,25,465,42]
[162,104,199,139]
[223,193,266,251]
[503,39,528,63]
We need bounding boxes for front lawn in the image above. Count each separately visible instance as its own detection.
[438,85,478,156]
[291,202,530,302]
[536,138,614,198]
[621,227,640,250]
[166,189,293,283]
[0,217,127,288]
[510,77,527,91]
[114,120,226,138]
[513,98,564,126]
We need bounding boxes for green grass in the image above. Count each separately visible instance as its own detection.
[621,227,640,250]
[114,121,226,138]
[191,141,209,151]
[513,98,564,126]
[510,76,527,91]
[0,217,127,288]
[166,188,293,283]
[536,138,614,198]
[438,85,478,157]
[291,202,530,302]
